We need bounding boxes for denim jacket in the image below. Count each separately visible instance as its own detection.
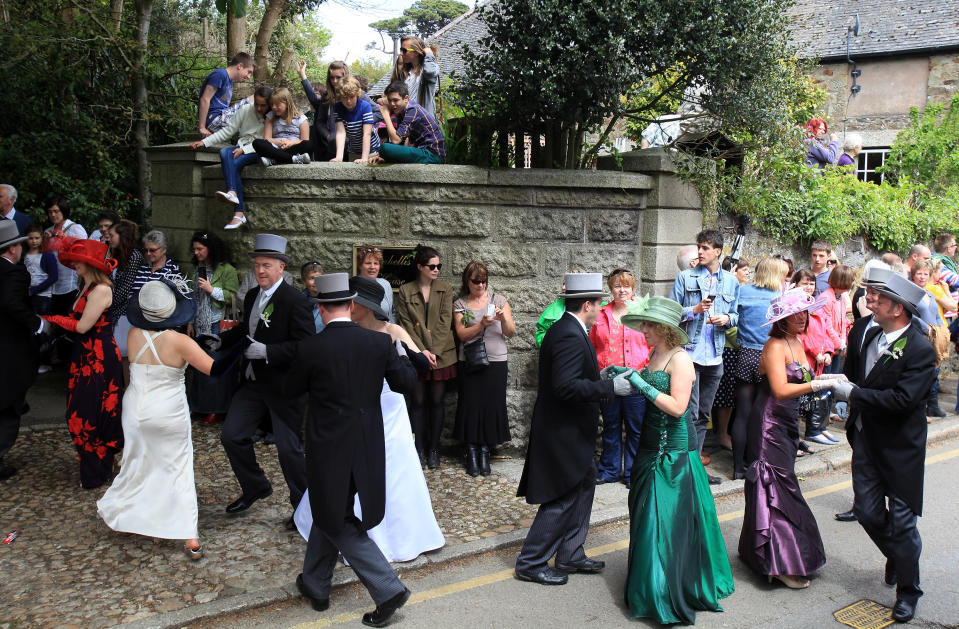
[669,265,740,354]
[736,285,777,350]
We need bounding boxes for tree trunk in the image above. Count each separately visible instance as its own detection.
[253,0,287,81]
[110,0,123,30]
[514,131,525,169]
[529,126,542,169]
[272,47,295,84]
[133,0,154,219]
[496,129,509,167]
[226,5,246,61]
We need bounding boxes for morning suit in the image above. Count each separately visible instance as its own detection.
[286,320,417,603]
[0,256,42,466]
[219,280,314,507]
[843,320,936,605]
[516,311,615,571]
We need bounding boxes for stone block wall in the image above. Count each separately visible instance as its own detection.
[146,145,702,449]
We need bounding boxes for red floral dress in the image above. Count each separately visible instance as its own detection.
[65,285,124,488]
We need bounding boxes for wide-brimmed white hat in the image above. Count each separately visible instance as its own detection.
[127,277,197,330]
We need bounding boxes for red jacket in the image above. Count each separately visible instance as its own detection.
[589,303,650,370]
[819,287,850,351]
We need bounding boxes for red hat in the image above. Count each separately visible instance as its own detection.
[59,239,118,274]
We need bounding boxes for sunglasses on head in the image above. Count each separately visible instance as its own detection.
[423,263,442,271]
[610,268,633,278]
[827,259,838,265]
[361,247,380,254]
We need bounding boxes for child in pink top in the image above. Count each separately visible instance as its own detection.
[793,270,838,445]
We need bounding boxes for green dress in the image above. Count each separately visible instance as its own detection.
[624,368,734,625]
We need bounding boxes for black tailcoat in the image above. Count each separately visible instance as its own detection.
[843,320,936,515]
[285,321,416,534]
[0,258,41,409]
[518,312,614,505]
[221,281,315,389]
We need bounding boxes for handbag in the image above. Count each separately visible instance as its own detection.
[463,329,489,372]
[928,323,951,365]
[219,294,241,332]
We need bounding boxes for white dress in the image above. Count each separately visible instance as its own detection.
[294,380,445,562]
[97,330,198,539]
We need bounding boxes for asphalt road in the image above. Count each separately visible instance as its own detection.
[198,440,959,629]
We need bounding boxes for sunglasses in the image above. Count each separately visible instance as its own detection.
[361,247,380,254]
[423,263,442,271]
[400,47,418,53]
[610,268,633,277]
[470,278,488,285]
[827,260,838,265]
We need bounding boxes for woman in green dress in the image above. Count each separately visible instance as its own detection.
[620,296,734,625]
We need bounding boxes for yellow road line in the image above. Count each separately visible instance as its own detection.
[292,447,959,628]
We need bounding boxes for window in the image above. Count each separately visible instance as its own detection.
[857,148,890,184]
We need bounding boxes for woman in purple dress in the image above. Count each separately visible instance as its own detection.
[739,288,840,589]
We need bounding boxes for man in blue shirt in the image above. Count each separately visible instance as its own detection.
[670,229,739,485]
[199,52,256,138]
[808,240,832,297]
[371,82,446,165]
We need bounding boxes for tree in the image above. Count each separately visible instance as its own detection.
[456,0,805,168]
[368,0,468,55]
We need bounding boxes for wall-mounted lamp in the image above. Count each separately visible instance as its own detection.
[846,13,862,96]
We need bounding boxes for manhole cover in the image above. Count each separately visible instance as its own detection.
[834,599,894,629]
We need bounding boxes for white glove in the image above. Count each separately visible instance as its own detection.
[808,379,833,392]
[244,339,267,360]
[599,365,617,380]
[831,380,856,402]
[816,373,849,382]
[38,318,52,336]
[395,338,408,359]
[612,373,633,397]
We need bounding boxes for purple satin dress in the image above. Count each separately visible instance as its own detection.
[738,362,826,577]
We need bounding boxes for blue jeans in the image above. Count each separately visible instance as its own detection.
[687,363,724,453]
[220,147,260,213]
[597,392,646,483]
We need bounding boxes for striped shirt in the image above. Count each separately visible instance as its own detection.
[334,99,381,155]
[132,258,183,294]
[395,103,446,161]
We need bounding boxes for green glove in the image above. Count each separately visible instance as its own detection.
[607,365,632,377]
[627,370,660,403]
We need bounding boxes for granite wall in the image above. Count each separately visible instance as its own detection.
[146,146,703,449]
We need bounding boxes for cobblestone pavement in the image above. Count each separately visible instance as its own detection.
[0,423,535,628]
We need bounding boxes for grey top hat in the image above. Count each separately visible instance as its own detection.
[0,220,28,250]
[558,273,607,299]
[312,272,357,303]
[861,261,893,287]
[248,233,290,263]
[874,273,925,317]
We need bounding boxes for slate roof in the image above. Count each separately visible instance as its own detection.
[789,0,959,61]
[369,0,959,95]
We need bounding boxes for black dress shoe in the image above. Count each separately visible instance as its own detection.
[707,474,722,485]
[225,486,273,513]
[427,449,440,469]
[891,598,915,623]
[555,558,605,574]
[284,515,297,531]
[514,566,568,585]
[0,464,18,481]
[835,510,857,522]
[296,574,330,612]
[362,587,411,627]
[479,445,491,476]
[465,445,480,477]
[884,559,897,586]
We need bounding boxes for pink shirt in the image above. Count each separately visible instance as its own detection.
[798,309,836,375]
[819,287,850,350]
[589,303,650,370]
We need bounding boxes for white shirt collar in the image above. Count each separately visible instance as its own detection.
[259,277,285,300]
[328,316,352,324]
[879,322,910,346]
[564,310,589,335]
[2,207,14,219]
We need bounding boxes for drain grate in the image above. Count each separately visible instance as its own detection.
[833,599,894,629]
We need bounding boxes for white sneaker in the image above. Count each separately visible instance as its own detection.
[223,214,247,230]
[216,190,240,205]
[37,365,52,374]
[260,157,275,167]
[292,153,312,165]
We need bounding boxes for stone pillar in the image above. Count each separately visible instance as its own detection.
[597,149,704,296]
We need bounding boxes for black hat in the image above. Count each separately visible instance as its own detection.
[349,275,388,321]
[311,272,357,303]
[127,276,197,330]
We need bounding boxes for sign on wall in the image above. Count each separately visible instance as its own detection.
[352,245,418,292]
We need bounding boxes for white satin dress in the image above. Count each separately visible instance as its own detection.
[97,329,198,539]
[294,380,445,562]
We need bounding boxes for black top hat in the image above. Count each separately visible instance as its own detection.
[311,272,357,303]
[127,276,197,330]
[248,233,290,263]
[349,275,389,321]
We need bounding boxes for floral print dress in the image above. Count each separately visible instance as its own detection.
[66,285,124,488]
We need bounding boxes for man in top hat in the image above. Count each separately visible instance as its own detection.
[833,273,937,623]
[285,273,417,626]
[216,234,314,522]
[0,221,50,480]
[515,273,634,586]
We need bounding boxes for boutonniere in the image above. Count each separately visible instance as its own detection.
[880,337,907,364]
[261,303,274,328]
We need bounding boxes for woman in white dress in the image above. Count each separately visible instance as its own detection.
[97,277,245,559]
[294,276,445,562]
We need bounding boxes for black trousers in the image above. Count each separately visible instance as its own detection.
[220,381,307,507]
[515,465,596,571]
[252,138,316,164]
[0,401,24,467]
[852,443,923,604]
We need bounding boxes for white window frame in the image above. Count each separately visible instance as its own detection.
[856,148,890,184]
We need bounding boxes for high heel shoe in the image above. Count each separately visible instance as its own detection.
[769,574,809,589]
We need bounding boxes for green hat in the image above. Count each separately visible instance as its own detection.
[621,295,688,346]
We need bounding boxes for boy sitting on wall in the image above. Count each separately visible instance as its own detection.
[370,82,446,165]
[199,52,256,138]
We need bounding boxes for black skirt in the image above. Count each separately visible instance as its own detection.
[453,361,510,446]
[714,347,738,408]
[733,347,763,384]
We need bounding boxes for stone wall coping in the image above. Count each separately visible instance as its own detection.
[145,142,655,190]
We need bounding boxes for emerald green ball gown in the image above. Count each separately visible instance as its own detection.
[624,368,735,625]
